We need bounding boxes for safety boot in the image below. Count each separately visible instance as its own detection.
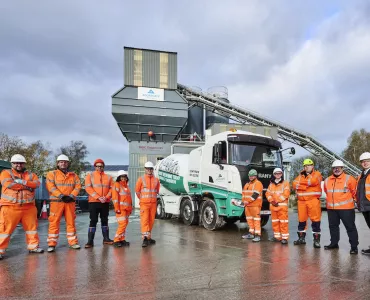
[121,240,130,247]
[29,247,44,254]
[69,244,81,250]
[142,237,149,248]
[269,237,281,242]
[148,238,156,245]
[281,239,288,245]
[0,254,4,260]
[324,244,339,250]
[242,233,255,239]
[85,227,96,248]
[350,248,358,255]
[113,241,123,247]
[252,236,261,242]
[293,232,306,245]
[313,233,321,248]
[47,246,55,253]
[102,226,114,245]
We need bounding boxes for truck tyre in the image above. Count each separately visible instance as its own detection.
[180,198,198,226]
[156,200,165,219]
[260,215,269,227]
[201,199,223,231]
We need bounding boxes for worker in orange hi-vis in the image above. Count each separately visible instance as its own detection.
[112,170,133,247]
[135,161,160,248]
[84,158,114,248]
[0,154,44,260]
[241,169,264,242]
[292,158,323,248]
[266,168,291,245]
[46,154,81,252]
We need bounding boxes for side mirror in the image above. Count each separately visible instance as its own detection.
[213,142,222,164]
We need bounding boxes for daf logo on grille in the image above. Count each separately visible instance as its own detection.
[258,173,271,179]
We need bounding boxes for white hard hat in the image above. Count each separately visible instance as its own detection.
[273,168,283,174]
[360,152,370,161]
[117,170,128,177]
[144,161,154,168]
[10,154,26,163]
[332,160,344,168]
[57,154,70,162]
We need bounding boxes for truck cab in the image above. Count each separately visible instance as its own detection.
[193,130,284,228]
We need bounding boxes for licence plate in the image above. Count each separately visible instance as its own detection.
[260,210,271,215]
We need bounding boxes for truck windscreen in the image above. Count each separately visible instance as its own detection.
[229,143,282,168]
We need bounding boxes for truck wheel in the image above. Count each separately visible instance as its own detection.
[180,198,198,226]
[201,199,223,231]
[155,200,165,219]
[260,215,270,227]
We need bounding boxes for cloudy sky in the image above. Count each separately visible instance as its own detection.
[1,0,370,164]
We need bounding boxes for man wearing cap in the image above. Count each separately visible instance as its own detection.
[266,168,290,244]
[0,154,44,260]
[84,159,114,248]
[292,158,323,248]
[112,170,132,247]
[241,169,264,242]
[135,161,160,247]
[323,160,358,254]
[356,152,370,255]
[46,154,81,252]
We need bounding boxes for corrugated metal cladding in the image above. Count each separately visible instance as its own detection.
[123,47,177,90]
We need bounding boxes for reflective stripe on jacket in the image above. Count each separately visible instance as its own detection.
[292,170,322,201]
[46,169,81,201]
[0,169,40,205]
[266,180,290,210]
[135,175,160,204]
[242,179,263,207]
[324,173,356,210]
[112,181,132,212]
[85,171,113,203]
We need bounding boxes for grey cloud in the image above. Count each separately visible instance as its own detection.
[1,0,369,164]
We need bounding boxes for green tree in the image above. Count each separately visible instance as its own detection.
[0,133,53,177]
[0,133,26,161]
[23,140,53,176]
[57,140,90,176]
[343,129,370,168]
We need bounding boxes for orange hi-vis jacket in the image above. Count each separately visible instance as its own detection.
[135,174,160,204]
[46,169,81,202]
[292,170,322,201]
[324,173,357,210]
[112,181,132,213]
[266,180,290,210]
[0,169,40,205]
[242,179,263,207]
[85,171,113,203]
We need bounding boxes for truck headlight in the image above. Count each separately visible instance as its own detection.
[231,199,244,207]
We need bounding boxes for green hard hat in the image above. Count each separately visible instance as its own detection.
[248,169,257,176]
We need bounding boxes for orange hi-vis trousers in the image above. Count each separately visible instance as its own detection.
[271,207,289,240]
[114,211,129,242]
[0,205,40,253]
[245,206,261,236]
[140,202,156,239]
[47,202,78,246]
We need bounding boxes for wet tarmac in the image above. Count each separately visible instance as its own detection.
[1,210,370,299]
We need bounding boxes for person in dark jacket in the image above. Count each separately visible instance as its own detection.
[356,152,370,255]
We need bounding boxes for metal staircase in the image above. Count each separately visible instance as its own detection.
[177,84,361,176]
